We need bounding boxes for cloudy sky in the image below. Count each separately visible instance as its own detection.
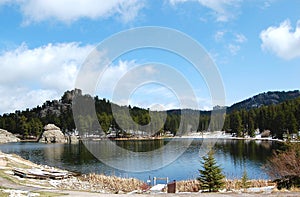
[0,0,299,114]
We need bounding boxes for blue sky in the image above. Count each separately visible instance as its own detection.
[0,0,299,114]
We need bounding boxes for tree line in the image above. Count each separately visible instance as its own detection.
[0,89,299,139]
[223,97,300,138]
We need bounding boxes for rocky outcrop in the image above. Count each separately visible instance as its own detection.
[67,135,79,144]
[38,124,79,144]
[261,130,271,138]
[0,129,20,143]
[38,124,67,143]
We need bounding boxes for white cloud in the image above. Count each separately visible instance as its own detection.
[0,42,94,113]
[214,31,225,42]
[1,0,144,24]
[213,31,246,55]
[97,62,212,111]
[0,88,59,114]
[97,60,134,97]
[170,0,242,22]
[260,19,300,60]
[198,0,241,22]
[128,84,179,110]
[228,44,240,55]
[0,0,9,5]
[260,0,275,9]
[235,33,247,43]
[0,42,215,113]
[129,85,213,111]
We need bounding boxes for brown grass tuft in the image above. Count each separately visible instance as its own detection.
[80,173,145,193]
[176,179,275,192]
[225,179,275,191]
[176,180,200,192]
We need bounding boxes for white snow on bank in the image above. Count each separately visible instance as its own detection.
[246,186,275,193]
[150,184,166,192]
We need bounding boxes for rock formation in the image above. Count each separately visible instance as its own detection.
[38,124,79,144]
[0,129,20,143]
[67,135,79,144]
[38,124,67,143]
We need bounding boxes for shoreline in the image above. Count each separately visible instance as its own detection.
[83,135,287,143]
[1,150,300,196]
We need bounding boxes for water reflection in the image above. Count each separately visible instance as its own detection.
[83,138,194,172]
[116,139,165,152]
[0,139,280,180]
[44,143,64,162]
[211,139,280,179]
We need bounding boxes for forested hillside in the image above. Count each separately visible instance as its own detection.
[224,96,300,138]
[0,89,299,139]
[228,90,300,112]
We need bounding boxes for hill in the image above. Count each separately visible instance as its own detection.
[228,90,300,112]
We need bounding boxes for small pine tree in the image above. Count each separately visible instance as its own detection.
[241,169,250,189]
[198,150,225,192]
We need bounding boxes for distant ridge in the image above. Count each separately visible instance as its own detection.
[228,90,300,112]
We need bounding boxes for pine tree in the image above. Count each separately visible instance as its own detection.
[248,110,256,137]
[198,150,225,192]
[230,111,243,137]
[241,169,250,189]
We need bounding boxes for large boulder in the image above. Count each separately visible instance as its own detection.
[0,129,20,143]
[38,124,66,143]
[261,130,271,138]
[44,124,60,131]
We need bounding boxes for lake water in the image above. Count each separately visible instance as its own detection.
[0,139,281,182]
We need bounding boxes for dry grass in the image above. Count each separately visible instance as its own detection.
[225,179,275,191]
[176,180,201,192]
[1,152,40,169]
[176,179,275,192]
[80,173,145,193]
[289,186,300,192]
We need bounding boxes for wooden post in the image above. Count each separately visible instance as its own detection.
[167,180,176,193]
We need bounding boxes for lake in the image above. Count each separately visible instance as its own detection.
[0,138,281,182]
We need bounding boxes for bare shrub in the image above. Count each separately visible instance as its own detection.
[265,143,300,178]
[265,143,300,189]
